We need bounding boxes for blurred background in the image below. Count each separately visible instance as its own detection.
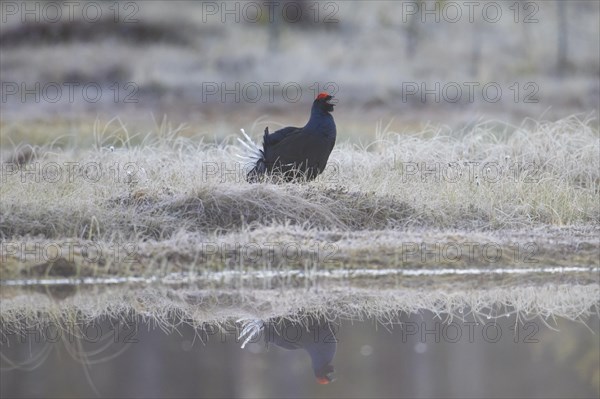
[1,0,598,145]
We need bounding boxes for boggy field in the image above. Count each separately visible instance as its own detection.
[1,116,598,327]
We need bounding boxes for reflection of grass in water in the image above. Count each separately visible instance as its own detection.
[1,283,598,334]
[2,310,598,397]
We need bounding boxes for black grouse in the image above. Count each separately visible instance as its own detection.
[239,92,336,182]
[239,317,337,384]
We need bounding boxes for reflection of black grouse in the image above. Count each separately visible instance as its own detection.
[239,317,337,384]
[240,92,337,182]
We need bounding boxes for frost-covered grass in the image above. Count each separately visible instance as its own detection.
[1,283,598,331]
[1,116,598,238]
[1,116,599,325]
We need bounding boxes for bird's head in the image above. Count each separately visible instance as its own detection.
[315,364,335,385]
[314,92,335,113]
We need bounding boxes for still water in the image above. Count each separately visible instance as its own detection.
[1,265,598,398]
[1,310,598,398]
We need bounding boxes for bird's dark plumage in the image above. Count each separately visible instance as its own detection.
[238,316,337,384]
[265,318,337,384]
[246,92,337,182]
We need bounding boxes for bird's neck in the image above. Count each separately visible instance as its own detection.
[305,107,336,138]
[309,106,330,119]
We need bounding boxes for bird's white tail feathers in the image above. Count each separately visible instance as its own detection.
[235,128,263,165]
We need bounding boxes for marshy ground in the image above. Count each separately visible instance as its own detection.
[1,117,598,327]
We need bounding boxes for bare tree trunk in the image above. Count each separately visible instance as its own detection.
[470,21,482,78]
[268,17,281,53]
[557,1,568,76]
[405,0,422,57]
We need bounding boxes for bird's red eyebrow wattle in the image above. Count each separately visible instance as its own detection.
[316,92,330,100]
